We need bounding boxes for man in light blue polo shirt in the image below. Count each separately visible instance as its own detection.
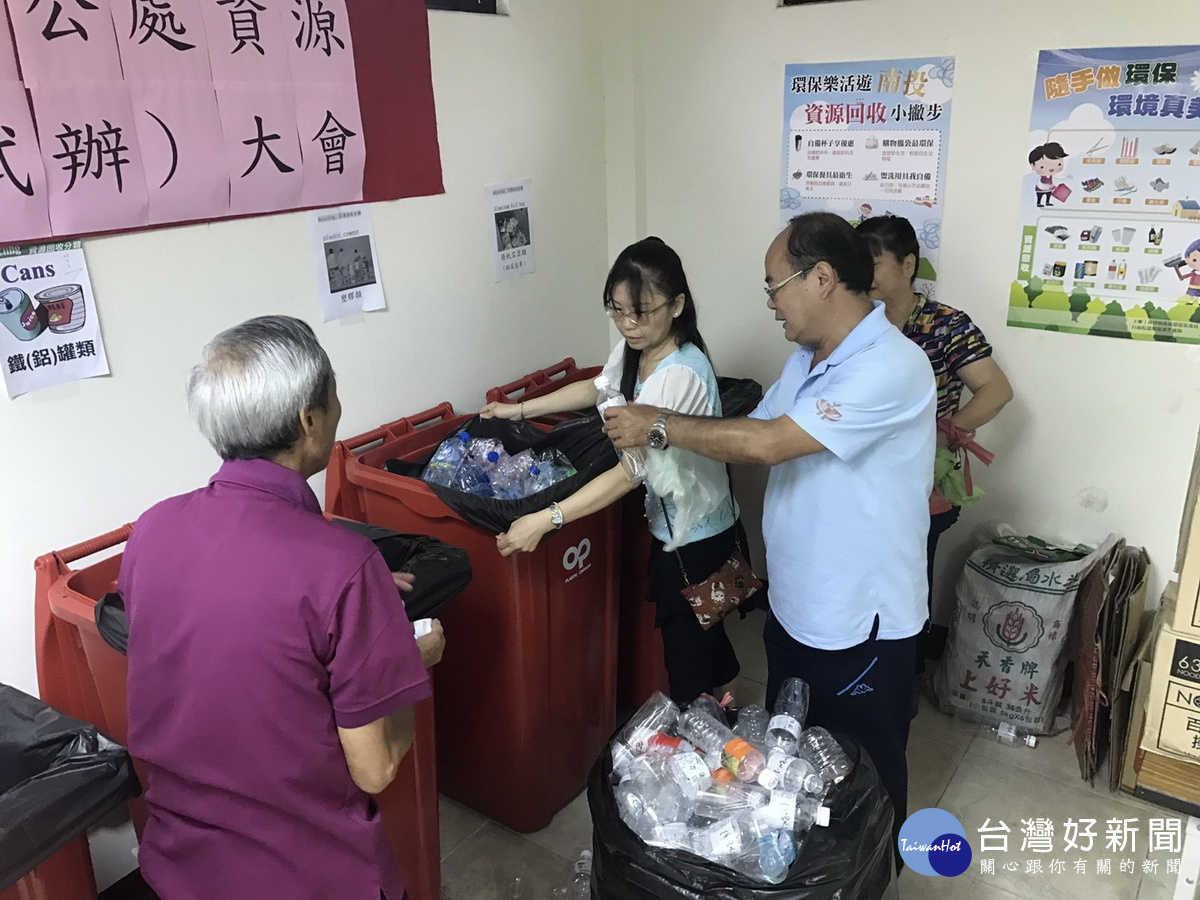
[604,212,935,870]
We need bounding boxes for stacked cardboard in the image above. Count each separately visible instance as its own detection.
[1122,428,1200,815]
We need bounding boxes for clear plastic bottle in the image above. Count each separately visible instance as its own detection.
[693,780,769,821]
[760,748,824,795]
[759,787,831,833]
[989,720,1037,748]
[614,693,679,755]
[678,709,766,782]
[614,756,694,837]
[765,677,810,756]
[451,457,494,497]
[733,705,770,748]
[490,449,535,500]
[421,431,471,487]
[795,726,852,787]
[596,383,647,481]
[688,693,727,724]
[566,849,592,898]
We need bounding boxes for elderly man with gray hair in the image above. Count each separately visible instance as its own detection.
[119,315,443,900]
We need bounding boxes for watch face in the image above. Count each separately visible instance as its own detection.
[647,426,667,450]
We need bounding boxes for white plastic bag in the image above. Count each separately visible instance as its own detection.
[644,448,725,551]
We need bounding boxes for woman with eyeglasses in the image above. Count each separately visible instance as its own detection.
[481,237,742,704]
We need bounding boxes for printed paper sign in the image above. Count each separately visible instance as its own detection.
[1009,46,1200,344]
[487,179,535,282]
[781,57,955,286]
[308,204,386,321]
[0,241,109,399]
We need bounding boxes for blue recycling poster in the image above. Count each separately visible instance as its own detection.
[1009,46,1200,344]
[780,56,955,285]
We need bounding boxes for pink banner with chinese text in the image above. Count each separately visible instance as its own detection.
[215,82,302,216]
[0,81,52,243]
[7,0,123,84]
[31,82,150,235]
[127,80,229,224]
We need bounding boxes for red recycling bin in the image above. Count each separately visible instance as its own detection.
[31,527,441,900]
[325,400,618,833]
[485,360,669,709]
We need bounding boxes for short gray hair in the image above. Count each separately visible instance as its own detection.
[187,315,334,461]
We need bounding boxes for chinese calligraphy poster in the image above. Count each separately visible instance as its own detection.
[309,205,386,322]
[1009,46,1200,344]
[0,0,442,246]
[780,57,955,286]
[0,242,108,398]
[488,180,535,282]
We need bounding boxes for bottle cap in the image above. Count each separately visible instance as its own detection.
[1024,735,1038,748]
[816,806,831,827]
[487,451,500,463]
[458,431,470,440]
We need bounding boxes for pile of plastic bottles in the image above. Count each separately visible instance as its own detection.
[422,432,577,499]
[609,682,851,884]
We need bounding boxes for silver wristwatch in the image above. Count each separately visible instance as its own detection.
[548,502,564,529]
[647,412,671,450]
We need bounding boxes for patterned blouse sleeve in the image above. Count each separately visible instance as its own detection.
[943,307,993,375]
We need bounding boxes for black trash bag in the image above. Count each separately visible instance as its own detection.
[0,684,141,890]
[95,591,128,655]
[94,524,472,657]
[717,377,763,419]
[588,735,893,900]
[330,520,473,621]
[385,414,619,533]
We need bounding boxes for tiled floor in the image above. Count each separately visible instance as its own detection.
[438,607,1194,899]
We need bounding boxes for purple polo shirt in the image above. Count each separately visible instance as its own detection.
[119,458,430,900]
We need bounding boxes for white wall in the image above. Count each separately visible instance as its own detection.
[612,0,1200,619]
[0,1,611,698]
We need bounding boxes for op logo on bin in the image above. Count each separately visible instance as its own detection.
[563,538,592,582]
[898,808,972,877]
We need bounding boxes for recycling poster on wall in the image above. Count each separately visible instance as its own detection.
[1009,46,1200,344]
[780,56,955,288]
[0,242,108,399]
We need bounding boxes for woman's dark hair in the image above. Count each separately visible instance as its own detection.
[603,237,711,400]
[783,212,874,293]
[856,214,921,284]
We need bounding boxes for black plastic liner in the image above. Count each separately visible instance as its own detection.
[386,414,619,534]
[587,734,893,900]
[0,684,141,890]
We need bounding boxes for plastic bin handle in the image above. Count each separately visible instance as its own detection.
[486,358,578,404]
[55,524,133,564]
[340,402,457,452]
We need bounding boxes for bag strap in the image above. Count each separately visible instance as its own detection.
[659,488,744,587]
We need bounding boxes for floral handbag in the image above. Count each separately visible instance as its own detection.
[662,498,763,630]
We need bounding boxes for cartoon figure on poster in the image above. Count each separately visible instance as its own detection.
[1028,142,1069,207]
[1168,238,1200,302]
[1008,45,1200,343]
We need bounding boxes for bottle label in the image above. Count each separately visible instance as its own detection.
[768,715,801,740]
[646,822,690,849]
[763,790,798,831]
[765,749,792,777]
[670,751,710,794]
[707,818,742,856]
[720,738,754,775]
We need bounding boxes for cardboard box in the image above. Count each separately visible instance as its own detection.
[1122,628,1200,816]
[1141,625,1200,764]
[1172,427,1200,637]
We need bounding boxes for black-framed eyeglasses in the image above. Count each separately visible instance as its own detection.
[764,264,815,300]
[604,300,672,326]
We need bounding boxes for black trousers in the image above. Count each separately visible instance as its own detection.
[763,610,916,873]
[916,506,962,670]
[649,525,741,705]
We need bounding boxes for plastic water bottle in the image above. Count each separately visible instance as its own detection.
[451,457,494,497]
[615,693,679,754]
[795,726,852,787]
[678,709,766,782]
[422,431,470,486]
[758,787,830,833]
[688,693,727,724]
[566,849,591,898]
[733,705,770,748]
[693,780,769,821]
[760,748,824,795]
[765,677,810,756]
[989,720,1038,748]
[491,449,536,499]
[596,384,647,481]
[614,756,693,836]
